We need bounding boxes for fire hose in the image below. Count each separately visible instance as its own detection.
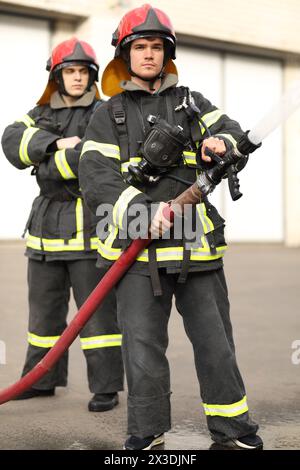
[2,77,300,405]
[0,135,252,406]
[0,181,203,405]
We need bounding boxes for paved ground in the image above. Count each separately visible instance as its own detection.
[0,242,300,450]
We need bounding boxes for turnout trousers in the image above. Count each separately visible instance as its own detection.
[116,268,258,442]
[22,258,124,393]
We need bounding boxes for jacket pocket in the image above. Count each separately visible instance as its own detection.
[23,196,44,237]
[58,201,78,240]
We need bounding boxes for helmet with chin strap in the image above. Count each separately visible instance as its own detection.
[37,37,100,105]
[112,3,176,60]
[102,4,177,97]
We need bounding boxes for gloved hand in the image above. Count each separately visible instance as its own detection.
[149,202,173,238]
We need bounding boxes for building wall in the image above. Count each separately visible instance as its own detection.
[3,0,300,55]
[0,0,300,245]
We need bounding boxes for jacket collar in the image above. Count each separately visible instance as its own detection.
[50,85,96,109]
[120,73,178,95]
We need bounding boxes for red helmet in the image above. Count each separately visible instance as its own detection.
[37,38,100,105]
[47,37,99,80]
[112,3,176,59]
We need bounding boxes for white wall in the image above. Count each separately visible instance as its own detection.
[176,46,283,242]
[224,55,283,242]
[0,14,50,239]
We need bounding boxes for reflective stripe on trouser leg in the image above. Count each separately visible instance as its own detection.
[21,259,70,389]
[116,272,174,438]
[68,259,124,394]
[174,268,258,441]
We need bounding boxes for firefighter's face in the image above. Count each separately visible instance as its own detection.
[130,37,164,80]
[62,65,89,96]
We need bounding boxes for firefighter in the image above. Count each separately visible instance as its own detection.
[1,38,123,412]
[79,4,263,448]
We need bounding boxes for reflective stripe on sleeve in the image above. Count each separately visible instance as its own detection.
[214,133,237,148]
[121,157,142,173]
[81,141,120,160]
[54,149,77,179]
[19,127,39,166]
[16,114,35,128]
[112,186,142,230]
[121,153,198,174]
[199,109,224,135]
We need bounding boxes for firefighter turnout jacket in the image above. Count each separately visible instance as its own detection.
[79,75,244,275]
[2,87,100,260]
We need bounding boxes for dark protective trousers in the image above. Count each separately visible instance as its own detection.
[22,258,124,393]
[116,268,258,442]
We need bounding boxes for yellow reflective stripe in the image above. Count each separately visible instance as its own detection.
[26,198,95,252]
[183,151,197,166]
[105,224,119,247]
[26,234,99,252]
[203,396,248,417]
[97,241,121,261]
[215,133,237,148]
[97,240,226,262]
[122,154,198,172]
[112,186,142,230]
[199,109,223,135]
[16,114,35,128]
[90,237,99,250]
[28,332,60,348]
[75,198,84,235]
[19,127,39,166]
[121,157,142,173]
[80,334,122,350]
[196,203,214,234]
[81,140,120,160]
[54,149,76,180]
[27,235,84,251]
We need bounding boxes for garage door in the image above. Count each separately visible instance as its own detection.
[176,46,283,242]
[0,14,50,239]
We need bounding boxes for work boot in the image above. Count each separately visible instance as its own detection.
[88,392,119,412]
[123,433,164,450]
[220,433,263,450]
[13,388,55,400]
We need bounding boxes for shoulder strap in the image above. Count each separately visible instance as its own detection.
[110,94,129,162]
[174,87,203,145]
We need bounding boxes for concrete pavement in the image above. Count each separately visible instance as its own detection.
[0,242,300,450]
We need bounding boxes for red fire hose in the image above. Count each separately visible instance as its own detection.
[0,182,201,406]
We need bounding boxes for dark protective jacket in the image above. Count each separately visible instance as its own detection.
[2,88,101,260]
[79,75,244,274]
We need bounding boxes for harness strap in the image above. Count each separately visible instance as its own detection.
[177,236,191,284]
[110,95,129,163]
[83,201,92,251]
[148,243,163,296]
